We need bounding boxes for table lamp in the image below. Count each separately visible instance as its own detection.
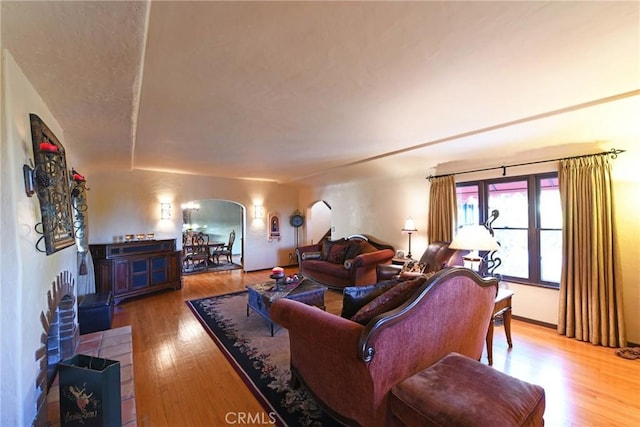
[449,225,500,272]
[402,217,418,259]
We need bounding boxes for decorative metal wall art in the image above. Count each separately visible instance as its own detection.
[27,114,76,255]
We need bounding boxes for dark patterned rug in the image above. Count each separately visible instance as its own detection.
[186,291,343,427]
[183,262,242,275]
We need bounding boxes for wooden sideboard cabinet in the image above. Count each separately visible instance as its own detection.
[90,239,182,304]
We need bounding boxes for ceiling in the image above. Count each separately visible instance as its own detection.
[2,1,639,186]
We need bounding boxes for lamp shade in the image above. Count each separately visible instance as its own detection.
[449,225,499,252]
[402,218,417,232]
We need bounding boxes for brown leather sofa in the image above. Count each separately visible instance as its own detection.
[376,240,459,282]
[271,267,498,427]
[296,235,395,289]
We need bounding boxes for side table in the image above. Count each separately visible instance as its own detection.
[486,288,514,365]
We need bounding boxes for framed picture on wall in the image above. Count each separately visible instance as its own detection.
[29,114,76,255]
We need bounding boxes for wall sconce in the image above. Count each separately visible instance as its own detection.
[160,203,171,220]
[254,205,264,219]
[402,217,418,259]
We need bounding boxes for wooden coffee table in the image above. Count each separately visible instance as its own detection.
[246,278,327,336]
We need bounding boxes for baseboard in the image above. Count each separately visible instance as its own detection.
[244,264,299,273]
[512,315,638,347]
[512,314,556,330]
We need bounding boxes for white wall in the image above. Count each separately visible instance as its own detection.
[86,169,300,271]
[1,51,77,426]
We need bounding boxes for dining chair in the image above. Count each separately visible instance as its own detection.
[184,232,210,271]
[214,230,236,264]
[181,232,191,271]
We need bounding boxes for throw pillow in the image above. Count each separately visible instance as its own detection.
[327,242,348,264]
[340,279,402,319]
[350,276,427,325]
[321,238,346,260]
[344,240,363,260]
[359,241,379,254]
[320,240,333,260]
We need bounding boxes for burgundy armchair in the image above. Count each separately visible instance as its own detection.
[271,267,498,427]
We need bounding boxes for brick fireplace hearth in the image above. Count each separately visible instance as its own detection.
[33,271,79,427]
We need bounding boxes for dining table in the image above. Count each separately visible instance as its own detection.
[183,242,225,269]
[206,242,225,266]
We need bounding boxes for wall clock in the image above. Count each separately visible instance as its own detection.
[290,210,304,228]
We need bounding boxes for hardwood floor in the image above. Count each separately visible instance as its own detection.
[112,268,640,426]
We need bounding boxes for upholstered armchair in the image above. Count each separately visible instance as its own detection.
[376,240,459,282]
[271,267,498,427]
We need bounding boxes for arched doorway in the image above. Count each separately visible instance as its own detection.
[182,199,244,271]
[307,200,332,245]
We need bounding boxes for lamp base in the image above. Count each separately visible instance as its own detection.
[462,255,482,272]
[405,232,414,259]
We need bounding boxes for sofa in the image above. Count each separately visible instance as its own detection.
[271,267,499,427]
[376,240,460,282]
[296,234,395,289]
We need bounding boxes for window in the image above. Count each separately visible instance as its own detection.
[457,184,480,227]
[455,173,561,287]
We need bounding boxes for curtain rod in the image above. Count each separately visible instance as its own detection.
[426,148,625,180]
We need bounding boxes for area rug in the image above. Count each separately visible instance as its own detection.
[183,262,243,275]
[186,290,343,427]
[208,262,243,272]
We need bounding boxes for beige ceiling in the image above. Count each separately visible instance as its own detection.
[2,1,639,186]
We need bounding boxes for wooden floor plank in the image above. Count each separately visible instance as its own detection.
[112,268,640,426]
